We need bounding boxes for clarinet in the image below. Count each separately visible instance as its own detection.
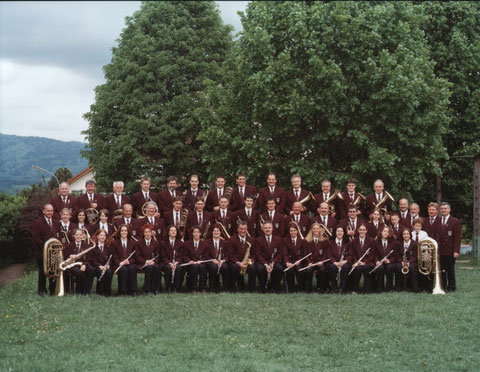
[98,255,112,282]
[336,244,347,281]
[266,248,276,290]
[216,246,223,275]
[171,249,177,284]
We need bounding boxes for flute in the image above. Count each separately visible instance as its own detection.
[298,258,330,271]
[98,254,112,281]
[140,254,159,270]
[348,248,371,276]
[114,250,136,274]
[283,252,312,272]
[180,259,214,267]
[369,250,393,274]
[171,250,177,284]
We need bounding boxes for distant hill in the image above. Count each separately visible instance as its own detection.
[0,133,89,192]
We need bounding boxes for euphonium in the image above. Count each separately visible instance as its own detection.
[353,193,366,208]
[240,241,251,276]
[374,191,395,217]
[325,189,343,214]
[43,238,65,297]
[418,237,445,295]
[299,191,316,206]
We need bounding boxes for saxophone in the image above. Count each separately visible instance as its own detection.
[401,245,409,275]
[179,208,189,241]
[240,241,251,276]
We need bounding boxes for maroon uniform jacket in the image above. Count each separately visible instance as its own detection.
[398,211,412,229]
[51,195,77,220]
[257,186,286,213]
[306,239,330,264]
[338,217,366,240]
[255,234,283,265]
[104,193,131,217]
[114,217,141,239]
[367,221,385,240]
[157,189,181,214]
[209,209,235,237]
[312,214,337,238]
[226,234,256,264]
[32,217,58,260]
[86,242,112,267]
[229,185,257,211]
[88,221,115,237]
[135,238,161,269]
[285,188,311,215]
[374,239,401,264]
[54,221,77,246]
[76,192,106,212]
[111,239,137,268]
[185,210,211,240]
[284,214,311,238]
[131,191,158,218]
[423,216,440,238]
[205,187,227,212]
[160,240,183,264]
[340,191,364,219]
[345,236,376,266]
[365,193,393,217]
[399,240,418,265]
[328,239,348,263]
[64,241,89,262]
[282,236,307,263]
[140,216,166,241]
[180,240,206,262]
[202,238,226,261]
[163,209,188,230]
[435,216,462,256]
[390,224,408,240]
[235,208,260,237]
[259,210,286,238]
[182,189,206,211]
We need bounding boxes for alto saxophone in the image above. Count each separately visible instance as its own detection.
[240,241,251,276]
[401,246,409,275]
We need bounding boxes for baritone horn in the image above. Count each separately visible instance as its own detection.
[43,238,65,297]
[325,189,343,214]
[374,191,395,217]
[418,237,445,295]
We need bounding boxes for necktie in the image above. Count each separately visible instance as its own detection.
[314,238,318,245]
[218,189,222,198]
[295,215,299,223]
[149,218,153,225]
[145,193,149,201]
[292,238,295,246]
[198,213,203,225]
[383,242,387,252]
[267,237,271,246]
[430,218,434,225]
[170,240,174,248]
[241,238,245,248]
[222,210,226,219]
[415,234,419,243]
[269,211,273,220]
[77,243,81,253]
[193,190,196,197]
[324,193,328,201]
[402,212,406,219]
[176,212,180,227]
[377,194,381,202]
[123,242,126,250]
[116,196,120,208]
[442,217,446,226]
[100,245,103,253]
[146,240,150,247]
[89,194,93,202]
[295,190,299,200]
[195,242,198,250]
[247,210,250,218]
[63,197,67,205]
[215,241,218,251]
[170,190,174,198]
[395,226,398,232]
[337,242,341,251]
[47,219,53,230]
[360,239,364,248]
[240,187,244,199]
[270,187,274,195]
[322,216,326,225]
[126,218,130,226]
[350,194,354,202]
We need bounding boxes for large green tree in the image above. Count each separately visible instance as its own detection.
[46,167,73,190]
[83,1,232,192]
[198,2,451,197]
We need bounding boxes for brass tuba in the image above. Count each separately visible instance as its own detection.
[374,191,395,217]
[353,193,366,209]
[325,189,343,214]
[418,237,445,295]
[43,238,65,297]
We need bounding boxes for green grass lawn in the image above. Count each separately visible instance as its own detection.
[1,259,479,372]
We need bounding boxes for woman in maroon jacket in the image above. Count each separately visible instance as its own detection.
[160,225,183,293]
[202,224,229,292]
[282,222,308,292]
[367,209,385,239]
[327,226,350,293]
[85,229,113,297]
[399,228,420,292]
[111,224,137,296]
[304,223,330,293]
[346,223,376,293]
[180,226,207,293]
[136,224,161,294]
[373,226,400,292]
[88,209,115,237]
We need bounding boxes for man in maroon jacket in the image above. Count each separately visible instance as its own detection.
[206,174,227,212]
[157,176,181,214]
[365,179,393,221]
[285,174,311,215]
[424,202,440,237]
[398,198,411,229]
[340,178,364,219]
[51,182,77,220]
[226,222,256,292]
[235,194,259,237]
[183,174,206,212]
[114,204,141,240]
[313,202,337,238]
[284,201,311,238]
[76,179,106,216]
[259,198,285,237]
[105,181,131,220]
[313,180,341,219]
[436,202,462,292]
[131,177,158,218]
[229,173,257,212]
[185,197,211,240]
[257,173,286,213]
[32,204,58,295]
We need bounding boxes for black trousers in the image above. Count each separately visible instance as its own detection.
[352,264,374,293]
[254,263,268,293]
[313,265,328,293]
[285,264,308,292]
[229,263,257,292]
[206,262,229,291]
[375,263,396,292]
[142,264,161,293]
[37,258,55,295]
[302,266,314,293]
[440,255,456,291]
[65,266,85,294]
[85,265,113,296]
[162,264,182,292]
[332,263,351,291]
[117,264,137,295]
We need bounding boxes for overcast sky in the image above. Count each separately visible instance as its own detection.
[0,1,247,142]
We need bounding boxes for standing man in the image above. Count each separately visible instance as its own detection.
[436,202,461,292]
[32,204,58,295]
[183,174,206,212]
[424,202,440,237]
[208,196,235,238]
[285,174,311,215]
[365,179,392,220]
[51,182,77,220]
[158,176,181,214]
[313,180,341,219]
[230,173,257,212]
[131,177,158,218]
[105,181,131,220]
[340,178,364,219]
[235,194,260,238]
[259,198,285,237]
[206,175,227,212]
[163,197,188,240]
[185,197,211,240]
[257,173,286,213]
[398,198,411,229]
[76,179,105,213]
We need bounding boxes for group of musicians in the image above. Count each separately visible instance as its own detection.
[32,173,462,296]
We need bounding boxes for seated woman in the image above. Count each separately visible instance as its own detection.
[373,226,400,292]
[63,228,89,295]
[180,226,207,293]
[111,224,137,296]
[202,224,229,292]
[89,209,115,237]
[282,222,308,292]
[327,226,350,293]
[398,228,420,292]
[136,224,161,294]
[367,209,384,239]
[160,225,183,293]
[85,229,113,297]
[304,222,330,293]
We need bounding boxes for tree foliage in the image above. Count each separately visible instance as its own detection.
[198,2,451,196]
[47,167,73,190]
[0,193,27,241]
[83,1,233,192]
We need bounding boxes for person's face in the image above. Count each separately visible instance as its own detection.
[289,227,298,238]
[144,228,152,240]
[120,226,128,238]
[410,204,420,215]
[336,227,344,239]
[190,177,199,189]
[97,231,107,243]
[237,176,246,187]
[358,226,367,237]
[100,213,108,223]
[263,223,273,236]
[61,211,70,222]
[321,182,331,193]
[173,200,183,211]
[86,183,96,193]
[169,227,177,238]
[399,199,408,212]
[216,178,225,189]
[212,227,221,239]
[372,210,381,220]
[312,224,321,237]
[291,177,301,189]
[74,230,83,242]
[146,205,156,216]
[348,209,357,219]
[167,180,177,191]
[402,230,411,241]
[244,198,254,208]
[59,184,69,196]
[440,205,450,216]
[267,175,276,187]
[266,200,276,211]
[428,206,438,217]
[219,198,228,209]
[77,212,86,222]
[192,229,201,240]
[123,205,133,218]
[413,223,422,232]
[319,203,329,216]
[374,183,384,194]
[347,182,356,193]
[114,183,124,195]
[292,202,302,214]
[390,215,399,226]
[141,180,151,192]
[381,227,389,239]
[238,224,247,237]
[195,200,205,212]
[43,205,54,219]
